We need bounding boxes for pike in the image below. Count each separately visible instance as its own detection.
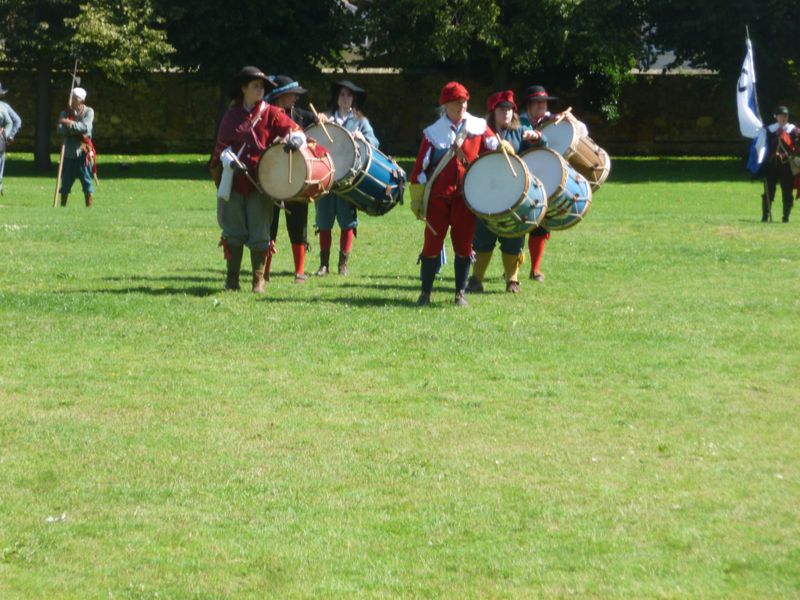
[53,59,80,208]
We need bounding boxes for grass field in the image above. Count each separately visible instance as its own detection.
[1,154,799,598]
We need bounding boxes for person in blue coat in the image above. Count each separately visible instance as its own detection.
[313,80,379,276]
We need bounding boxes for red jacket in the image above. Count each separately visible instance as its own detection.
[212,101,299,196]
[411,114,497,199]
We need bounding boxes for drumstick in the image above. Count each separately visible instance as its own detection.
[308,103,334,143]
[496,134,517,177]
[424,220,438,236]
[288,147,292,184]
[554,107,572,125]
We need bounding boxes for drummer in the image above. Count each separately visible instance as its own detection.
[265,75,316,283]
[466,90,547,294]
[520,84,588,282]
[409,81,500,307]
[313,79,379,276]
[210,66,306,293]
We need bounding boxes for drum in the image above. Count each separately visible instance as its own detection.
[538,114,610,190]
[590,145,611,190]
[520,147,591,230]
[335,140,406,216]
[257,143,335,201]
[463,151,548,238]
[305,123,360,188]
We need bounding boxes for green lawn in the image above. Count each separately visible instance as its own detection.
[1,154,799,598]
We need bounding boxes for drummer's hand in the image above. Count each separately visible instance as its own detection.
[316,113,329,124]
[523,130,541,142]
[499,140,516,155]
[353,130,366,142]
[59,118,73,127]
[283,137,301,153]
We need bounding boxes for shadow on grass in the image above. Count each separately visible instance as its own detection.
[102,275,219,284]
[68,285,219,297]
[258,295,436,308]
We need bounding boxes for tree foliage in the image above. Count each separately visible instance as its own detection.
[156,0,358,85]
[358,0,646,117]
[0,0,172,77]
[643,0,800,107]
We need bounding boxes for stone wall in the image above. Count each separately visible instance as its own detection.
[1,70,788,157]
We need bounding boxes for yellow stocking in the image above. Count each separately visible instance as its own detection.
[472,251,494,283]
[502,251,524,282]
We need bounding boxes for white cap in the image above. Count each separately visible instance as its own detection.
[72,87,87,101]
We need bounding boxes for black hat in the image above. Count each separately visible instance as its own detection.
[524,85,558,102]
[229,66,273,99]
[331,79,367,107]
[0,82,7,97]
[775,105,789,116]
[266,75,308,102]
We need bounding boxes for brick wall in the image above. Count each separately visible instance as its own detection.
[1,70,792,157]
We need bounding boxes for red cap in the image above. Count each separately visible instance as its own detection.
[487,90,517,113]
[439,81,470,105]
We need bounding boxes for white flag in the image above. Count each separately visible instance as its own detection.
[737,37,763,138]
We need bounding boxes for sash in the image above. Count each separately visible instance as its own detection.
[421,125,470,218]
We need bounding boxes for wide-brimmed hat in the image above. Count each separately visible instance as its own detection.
[775,105,790,116]
[266,75,308,102]
[524,85,558,102]
[487,90,517,113]
[229,66,273,99]
[0,82,7,97]
[331,79,367,107]
[439,81,470,105]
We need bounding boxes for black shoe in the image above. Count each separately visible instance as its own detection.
[416,292,431,306]
[465,276,484,293]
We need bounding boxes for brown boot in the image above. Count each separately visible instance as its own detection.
[225,245,244,291]
[84,193,93,207]
[338,250,349,276]
[314,250,330,276]
[60,194,69,207]
[251,248,267,293]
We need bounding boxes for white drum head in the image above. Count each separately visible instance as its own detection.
[539,118,578,155]
[306,123,357,183]
[520,149,566,200]
[258,145,307,200]
[463,152,527,216]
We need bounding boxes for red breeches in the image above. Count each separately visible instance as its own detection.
[422,193,476,258]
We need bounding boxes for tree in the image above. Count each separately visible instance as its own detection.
[155,0,358,113]
[643,0,800,109]
[0,0,173,170]
[357,0,646,117]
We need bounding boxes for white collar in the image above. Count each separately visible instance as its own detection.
[423,112,487,149]
[768,122,796,133]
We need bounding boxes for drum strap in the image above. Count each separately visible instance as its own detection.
[421,126,470,217]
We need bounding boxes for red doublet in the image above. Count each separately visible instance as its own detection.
[411,114,497,256]
[212,101,299,196]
